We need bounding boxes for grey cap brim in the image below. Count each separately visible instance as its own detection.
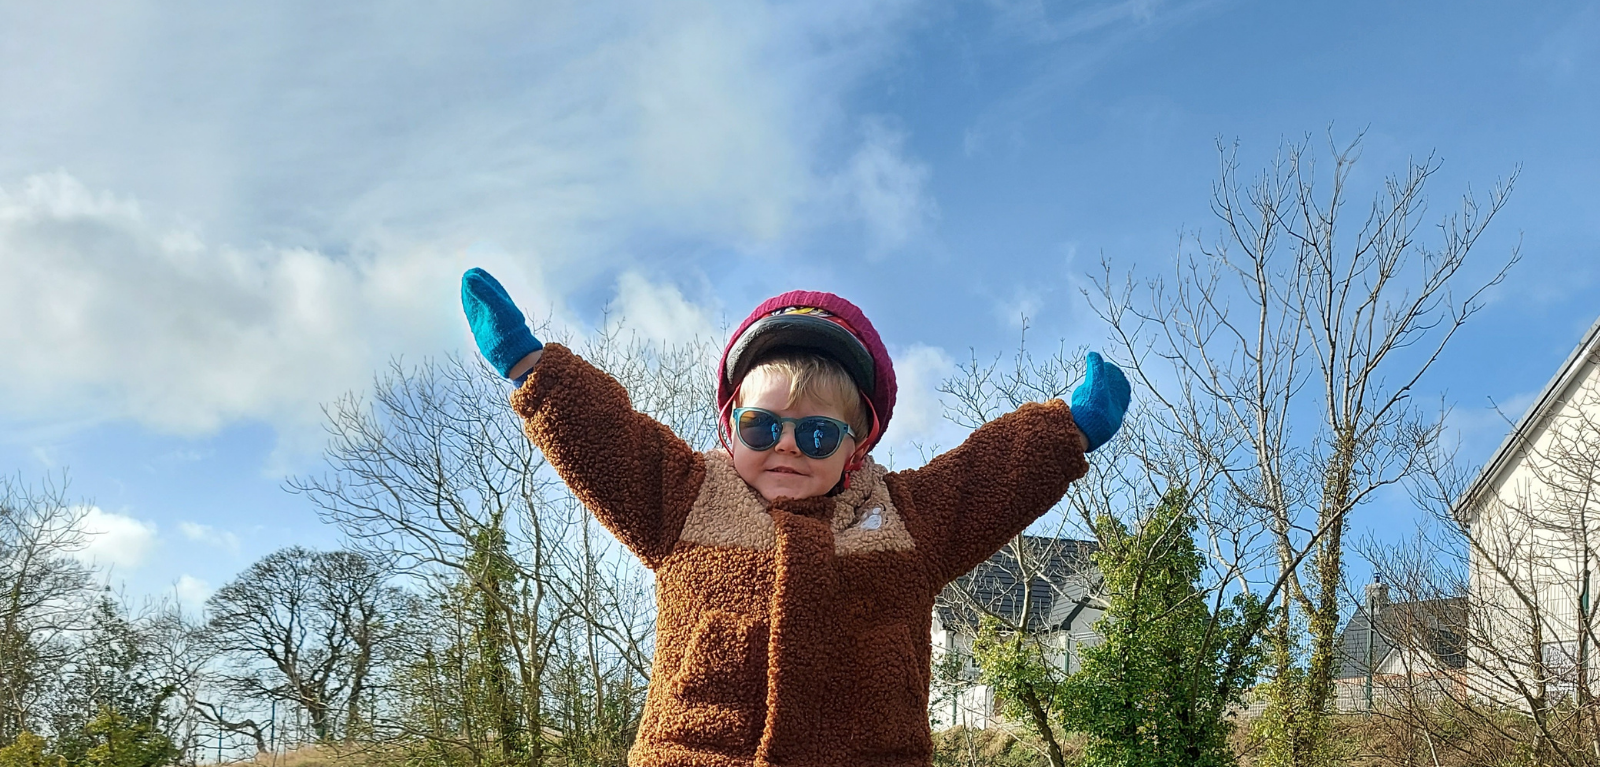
[724,313,876,394]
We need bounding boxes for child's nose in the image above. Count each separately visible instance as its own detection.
[773,423,802,455]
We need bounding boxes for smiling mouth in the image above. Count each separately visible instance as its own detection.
[767,467,804,475]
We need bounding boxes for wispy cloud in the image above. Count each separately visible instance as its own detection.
[960,0,1225,155]
[1523,3,1600,79]
[178,521,242,555]
[985,0,1166,45]
[834,119,937,256]
[0,0,928,261]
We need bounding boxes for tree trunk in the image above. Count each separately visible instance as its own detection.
[347,642,369,742]
[1017,677,1066,767]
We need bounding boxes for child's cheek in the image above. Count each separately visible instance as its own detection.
[729,444,764,488]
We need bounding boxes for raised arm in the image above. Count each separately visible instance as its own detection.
[891,352,1129,586]
[890,400,1088,586]
[511,344,702,569]
[462,268,701,568]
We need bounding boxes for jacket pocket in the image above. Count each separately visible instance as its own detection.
[655,610,770,752]
[848,622,931,759]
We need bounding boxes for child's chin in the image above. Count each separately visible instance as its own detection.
[759,476,816,499]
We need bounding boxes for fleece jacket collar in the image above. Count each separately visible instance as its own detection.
[677,451,915,556]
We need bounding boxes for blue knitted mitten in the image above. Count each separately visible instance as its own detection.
[1070,352,1131,452]
[461,268,542,379]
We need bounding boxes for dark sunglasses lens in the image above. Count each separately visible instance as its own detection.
[737,410,781,450]
[796,418,843,458]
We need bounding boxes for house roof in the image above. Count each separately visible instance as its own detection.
[1457,314,1600,526]
[936,535,1100,634]
[1336,596,1467,680]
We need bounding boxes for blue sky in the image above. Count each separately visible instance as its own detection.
[1,0,1595,607]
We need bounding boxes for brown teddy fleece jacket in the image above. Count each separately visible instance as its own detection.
[511,345,1090,767]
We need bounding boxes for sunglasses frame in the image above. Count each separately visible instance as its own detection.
[730,407,858,459]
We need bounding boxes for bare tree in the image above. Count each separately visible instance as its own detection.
[0,473,95,744]
[1364,344,1600,766]
[141,601,212,764]
[292,353,558,764]
[44,595,190,766]
[201,546,409,752]
[292,325,717,766]
[1093,132,1517,765]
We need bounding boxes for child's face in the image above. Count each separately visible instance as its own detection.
[730,373,858,502]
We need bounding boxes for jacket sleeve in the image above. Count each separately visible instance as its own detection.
[509,343,705,569]
[887,399,1089,587]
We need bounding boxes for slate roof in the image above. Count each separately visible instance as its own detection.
[1336,596,1468,679]
[936,535,1100,634]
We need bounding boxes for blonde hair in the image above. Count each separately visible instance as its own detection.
[734,351,871,438]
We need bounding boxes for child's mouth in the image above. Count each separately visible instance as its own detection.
[768,467,804,475]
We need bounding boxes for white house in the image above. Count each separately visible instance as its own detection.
[1453,313,1600,706]
[929,535,1103,729]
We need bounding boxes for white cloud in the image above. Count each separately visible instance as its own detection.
[0,173,466,439]
[987,0,1167,45]
[836,119,937,254]
[960,0,1216,156]
[888,344,956,439]
[174,575,213,610]
[608,272,722,346]
[178,521,242,555]
[71,507,158,570]
[0,0,935,447]
[874,344,971,468]
[995,288,1045,329]
[627,4,807,242]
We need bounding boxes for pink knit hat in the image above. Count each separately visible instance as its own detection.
[717,290,897,456]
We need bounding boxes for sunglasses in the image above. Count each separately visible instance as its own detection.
[731,407,858,460]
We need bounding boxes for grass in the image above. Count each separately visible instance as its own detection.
[225,746,391,767]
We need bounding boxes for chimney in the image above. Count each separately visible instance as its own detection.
[1362,574,1389,711]
[1365,573,1390,612]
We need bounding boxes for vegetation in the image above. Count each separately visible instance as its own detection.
[933,134,1520,767]
[957,490,1265,767]
[1087,134,1516,766]
[0,329,705,767]
[0,477,185,767]
[970,617,1074,767]
[932,726,1072,767]
[1063,489,1265,767]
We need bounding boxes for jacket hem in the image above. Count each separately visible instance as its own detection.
[631,741,931,767]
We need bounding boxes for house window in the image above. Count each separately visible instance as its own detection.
[1542,640,1582,700]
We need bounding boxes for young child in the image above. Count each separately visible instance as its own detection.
[461,268,1128,767]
